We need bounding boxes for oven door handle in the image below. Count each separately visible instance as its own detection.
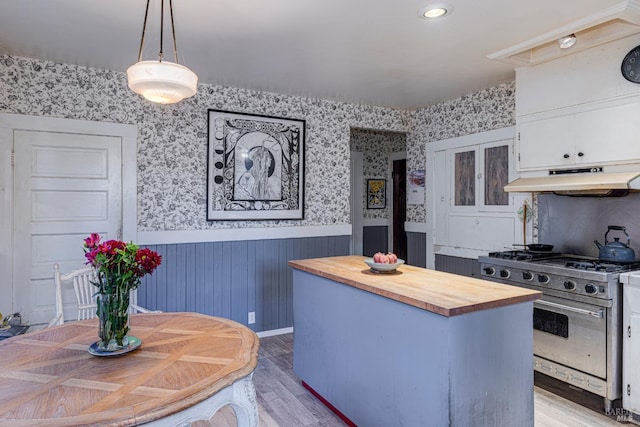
[534,299,604,319]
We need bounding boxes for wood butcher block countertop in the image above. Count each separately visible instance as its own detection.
[288,256,541,317]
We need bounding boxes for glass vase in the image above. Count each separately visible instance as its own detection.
[97,289,130,351]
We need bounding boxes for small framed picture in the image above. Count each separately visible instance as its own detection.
[367,179,386,209]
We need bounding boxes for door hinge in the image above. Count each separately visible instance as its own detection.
[629,325,632,338]
[11,149,15,167]
[628,384,632,396]
[517,132,520,141]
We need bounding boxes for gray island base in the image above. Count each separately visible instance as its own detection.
[289,256,541,427]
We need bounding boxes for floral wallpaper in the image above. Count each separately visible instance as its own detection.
[0,54,411,231]
[406,82,516,223]
[350,128,406,220]
[0,54,514,231]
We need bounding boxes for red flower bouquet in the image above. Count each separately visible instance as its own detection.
[83,233,162,351]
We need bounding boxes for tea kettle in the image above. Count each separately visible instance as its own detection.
[594,225,637,263]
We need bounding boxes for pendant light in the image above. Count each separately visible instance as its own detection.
[127,0,198,104]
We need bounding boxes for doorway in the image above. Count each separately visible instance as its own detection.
[392,158,407,260]
[350,128,407,260]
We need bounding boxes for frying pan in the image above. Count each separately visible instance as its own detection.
[512,243,554,252]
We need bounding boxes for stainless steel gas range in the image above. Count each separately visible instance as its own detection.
[479,250,640,411]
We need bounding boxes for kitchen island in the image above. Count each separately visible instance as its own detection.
[289,255,541,427]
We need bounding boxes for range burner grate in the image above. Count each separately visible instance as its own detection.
[564,260,640,273]
[488,250,561,261]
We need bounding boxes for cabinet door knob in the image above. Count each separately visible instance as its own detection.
[578,152,584,157]
[563,154,570,159]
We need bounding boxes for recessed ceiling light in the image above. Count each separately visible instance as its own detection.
[557,34,577,49]
[418,3,453,19]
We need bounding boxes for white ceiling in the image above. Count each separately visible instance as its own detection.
[0,0,627,109]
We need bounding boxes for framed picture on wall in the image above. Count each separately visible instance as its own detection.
[206,109,305,220]
[366,179,386,209]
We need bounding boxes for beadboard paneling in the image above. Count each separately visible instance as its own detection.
[407,232,426,267]
[363,226,388,257]
[435,254,480,278]
[138,235,350,332]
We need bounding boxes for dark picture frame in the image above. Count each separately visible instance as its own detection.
[366,179,386,209]
[207,109,305,220]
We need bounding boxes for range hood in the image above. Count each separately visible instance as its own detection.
[504,170,640,196]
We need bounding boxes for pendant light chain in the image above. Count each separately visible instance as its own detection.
[169,0,179,63]
[136,0,180,64]
[136,0,151,62]
[158,0,164,62]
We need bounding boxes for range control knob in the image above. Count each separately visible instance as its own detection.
[522,271,533,281]
[563,280,576,290]
[499,269,511,279]
[483,267,495,276]
[585,283,597,294]
[538,274,550,284]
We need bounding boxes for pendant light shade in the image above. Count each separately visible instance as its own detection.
[127,60,197,104]
[127,0,198,104]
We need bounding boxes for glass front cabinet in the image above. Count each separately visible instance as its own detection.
[427,127,529,261]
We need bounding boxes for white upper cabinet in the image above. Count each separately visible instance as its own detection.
[517,115,575,170]
[517,98,640,171]
[574,101,640,166]
[515,35,640,173]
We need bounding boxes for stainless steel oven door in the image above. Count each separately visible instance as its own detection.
[533,295,607,379]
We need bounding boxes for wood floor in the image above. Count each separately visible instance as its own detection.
[209,333,631,426]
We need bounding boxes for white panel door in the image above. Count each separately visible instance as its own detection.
[432,150,448,245]
[13,130,122,325]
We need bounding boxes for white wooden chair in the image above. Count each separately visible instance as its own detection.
[48,264,158,327]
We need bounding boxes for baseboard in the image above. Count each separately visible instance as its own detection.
[302,381,357,427]
[256,326,293,338]
[405,222,427,233]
